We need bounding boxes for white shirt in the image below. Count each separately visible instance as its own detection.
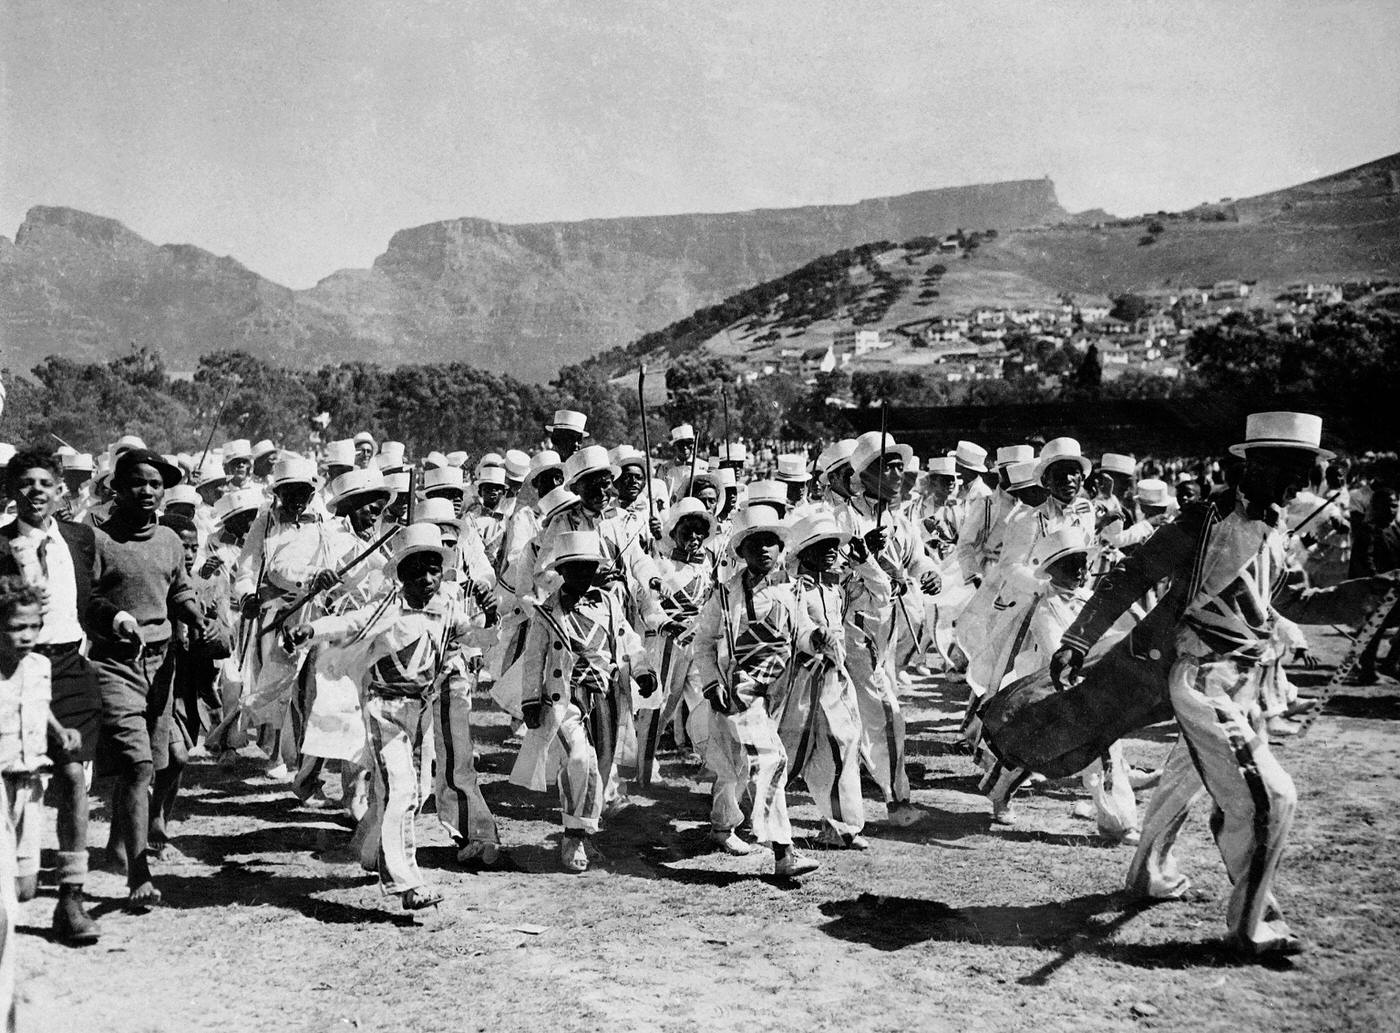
[12,519,84,645]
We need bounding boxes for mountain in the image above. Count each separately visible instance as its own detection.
[589,152,1400,377]
[0,178,1068,382]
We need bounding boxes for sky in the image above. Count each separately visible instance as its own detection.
[4,0,1398,288]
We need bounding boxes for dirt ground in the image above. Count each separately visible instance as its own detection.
[15,622,1400,1033]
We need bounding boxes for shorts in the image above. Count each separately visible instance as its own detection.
[91,640,174,777]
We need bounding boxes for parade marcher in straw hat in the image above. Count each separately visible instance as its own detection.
[89,448,210,910]
[608,445,662,553]
[659,423,696,500]
[978,528,1140,840]
[777,511,889,850]
[222,439,253,490]
[1052,412,1399,959]
[463,465,509,570]
[916,454,960,560]
[634,497,718,785]
[841,431,941,826]
[547,409,588,462]
[508,530,655,872]
[289,524,495,908]
[951,440,996,586]
[198,487,265,763]
[693,506,819,876]
[815,439,858,516]
[233,455,349,781]
[1,449,105,941]
[404,503,503,867]
[775,453,814,519]
[251,440,279,486]
[59,451,95,523]
[353,432,376,470]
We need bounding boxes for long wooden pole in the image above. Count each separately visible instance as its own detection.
[638,364,655,520]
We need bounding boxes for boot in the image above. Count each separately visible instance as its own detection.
[53,884,101,945]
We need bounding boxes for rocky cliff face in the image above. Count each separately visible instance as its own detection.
[0,179,1067,380]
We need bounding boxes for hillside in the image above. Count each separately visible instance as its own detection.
[0,179,1067,381]
[589,152,1400,378]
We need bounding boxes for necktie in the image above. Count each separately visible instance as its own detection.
[36,537,49,578]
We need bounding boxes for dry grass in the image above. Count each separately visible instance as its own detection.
[15,623,1400,1033]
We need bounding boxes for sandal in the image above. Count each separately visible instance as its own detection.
[401,887,443,911]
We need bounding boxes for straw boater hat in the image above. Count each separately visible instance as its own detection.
[1034,437,1092,482]
[385,523,449,580]
[1136,478,1170,508]
[376,441,407,471]
[475,466,508,489]
[503,450,531,482]
[718,441,748,466]
[537,485,581,522]
[328,468,391,517]
[670,424,695,444]
[383,471,411,497]
[744,480,787,509]
[475,453,504,475]
[849,430,914,475]
[422,450,449,471]
[1229,411,1334,460]
[252,439,279,463]
[547,409,588,436]
[728,504,789,556]
[787,511,852,556]
[353,431,376,449]
[563,445,618,489]
[222,439,252,463]
[925,455,957,478]
[114,448,183,488]
[270,455,318,491]
[114,434,148,458]
[1006,459,1041,492]
[164,484,200,509]
[446,451,469,469]
[215,486,265,526]
[816,439,857,476]
[544,530,604,573]
[194,457,228,491]
[665,496,716,541]
[775,454,810,483]
[413,496,460,531]
[1099,453,1136,477]
[62,452,95,474]
[996,444,1035,468]
[421,466,466,498]
[609,445,648,472]
[953,441,988,473]
[528,450,563,484]
[53,444,77,460]
[714,467,738,491]
[324,439,355,468]
[1034,527,1091,574]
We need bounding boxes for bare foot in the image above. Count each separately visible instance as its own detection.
[126,881,163,910]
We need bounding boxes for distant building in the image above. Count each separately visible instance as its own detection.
[833,328,890,356]
[802,345,838,374]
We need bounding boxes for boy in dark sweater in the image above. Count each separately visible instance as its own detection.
[90,449,209,908]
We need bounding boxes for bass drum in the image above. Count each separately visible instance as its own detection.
[978,599,1178,779]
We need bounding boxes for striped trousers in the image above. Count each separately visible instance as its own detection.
[776,662,864,836]
[845,633,909,805]
[548,702,605,834]
[708,691,792,845]
[1127,656,1297,949]
[360,694,430,895]
[432,676,500,849]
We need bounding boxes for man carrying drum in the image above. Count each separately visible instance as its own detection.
[1051,412,1396,960]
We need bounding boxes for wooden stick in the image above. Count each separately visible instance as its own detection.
[638,364,655,520]
[874,398,890,542]
[1294,584,1400,738]
[197,376,240,468]
[261,525,403,636]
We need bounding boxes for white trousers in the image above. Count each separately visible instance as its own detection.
[776,664,865,836]
[361,695,430,894]
[1127,656,1297,948]
[708,700,792,845]
[548,703,604,834]
[846,640,909,804]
